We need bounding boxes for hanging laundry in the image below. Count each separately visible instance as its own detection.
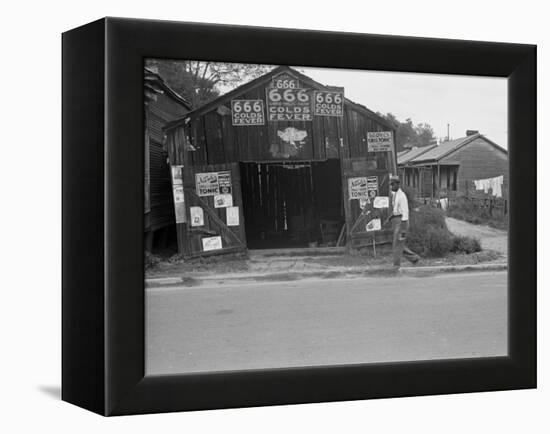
[473,175,503,198]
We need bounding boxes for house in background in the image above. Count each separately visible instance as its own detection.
[398,131,508,200]
[144,68,192,251]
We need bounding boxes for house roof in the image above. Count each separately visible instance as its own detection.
[407,133,507,164]
[397,145,437,165]
[144,68,192,109]
[164,65,393,131]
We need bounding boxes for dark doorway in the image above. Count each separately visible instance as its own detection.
[240,160,343,249]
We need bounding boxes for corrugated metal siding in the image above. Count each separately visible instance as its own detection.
[149,141,175,231]
[145,91,190,232]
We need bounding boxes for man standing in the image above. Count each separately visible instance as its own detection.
[386,175,420,267]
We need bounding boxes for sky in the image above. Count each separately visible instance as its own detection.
[299,66,508,148]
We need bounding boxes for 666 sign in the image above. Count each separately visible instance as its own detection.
[266,88,313,121]
[314,90,344,117]
[231,99,265,126]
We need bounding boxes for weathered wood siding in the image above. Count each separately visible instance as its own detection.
[440,137,508,195]
[184,103,394,166]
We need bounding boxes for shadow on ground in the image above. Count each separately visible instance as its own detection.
[38,385,61,400]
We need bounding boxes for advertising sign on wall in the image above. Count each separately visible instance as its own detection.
[348,177,368,199]
[231,100,265,126]
[373,196,389,209]
[214,194,233,208]
[367,131,394,152]
[170,165,186,223]
[190,206,204,227]
[266,87,313,121]
[271,72,300,89]
[367,176,379,199]
[196,172,220,196]
[366,218,382,232]
[217,171,232,194]
[314,90,344,117]
[226,206,240,226]
[202,236,223,251]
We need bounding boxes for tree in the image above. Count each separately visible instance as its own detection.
[415,123,436,147]
[145,60,273,108]
[378,112,436,152]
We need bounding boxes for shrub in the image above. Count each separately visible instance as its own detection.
[452,235,481,254]
[425,227,455,256]
[407,205,455,257]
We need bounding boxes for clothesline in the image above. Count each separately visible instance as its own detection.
[473,175,504,198]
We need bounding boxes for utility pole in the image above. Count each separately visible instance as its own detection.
[447,123,450,141]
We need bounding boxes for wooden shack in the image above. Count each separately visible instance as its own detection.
[144,68,191,250]
[398,132,508,200]
[163,66,398,257]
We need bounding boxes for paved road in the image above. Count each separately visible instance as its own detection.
[146,271,507,375]
[446,217,508,255]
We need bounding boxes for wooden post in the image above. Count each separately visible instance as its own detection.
[437,163,441,202]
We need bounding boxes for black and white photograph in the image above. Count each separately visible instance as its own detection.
[2,0,544,429]
[144,60,509,375]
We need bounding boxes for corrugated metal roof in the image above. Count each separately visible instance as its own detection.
[409,134,480,163]
[397,145,437,165]
[144,67,192,109]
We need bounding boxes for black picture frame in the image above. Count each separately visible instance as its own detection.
[62,17,536,416]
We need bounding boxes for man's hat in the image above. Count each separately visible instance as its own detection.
[389,175,400,184]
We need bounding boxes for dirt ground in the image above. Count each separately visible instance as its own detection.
[445,217,508,256]
[145,216,507,279]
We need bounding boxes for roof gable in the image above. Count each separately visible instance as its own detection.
[408,134,506,164]
[164,65,392,131]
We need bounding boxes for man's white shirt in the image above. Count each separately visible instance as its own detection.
[391,188,409,221]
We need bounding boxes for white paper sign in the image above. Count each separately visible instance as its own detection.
[373,196,389,209]
[226,206,240,226]
[202,236,222,251]
[171,165,183,185]
[214,194,233,208]
[190,206,204,227]
[366,218,381,232]
[173,186,185,203]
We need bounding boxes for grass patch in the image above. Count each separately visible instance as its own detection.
[447,198,508,230]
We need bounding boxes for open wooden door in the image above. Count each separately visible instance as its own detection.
[341,157,393,250]
[177,162,247,258]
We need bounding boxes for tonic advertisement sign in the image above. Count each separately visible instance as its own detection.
[367,131,394,152]
[348,177,368,199]
[266,87,313,122]
[231,100,265,126]
[195,172,220,196]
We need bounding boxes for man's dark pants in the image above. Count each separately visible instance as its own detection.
[391,216,420,267]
